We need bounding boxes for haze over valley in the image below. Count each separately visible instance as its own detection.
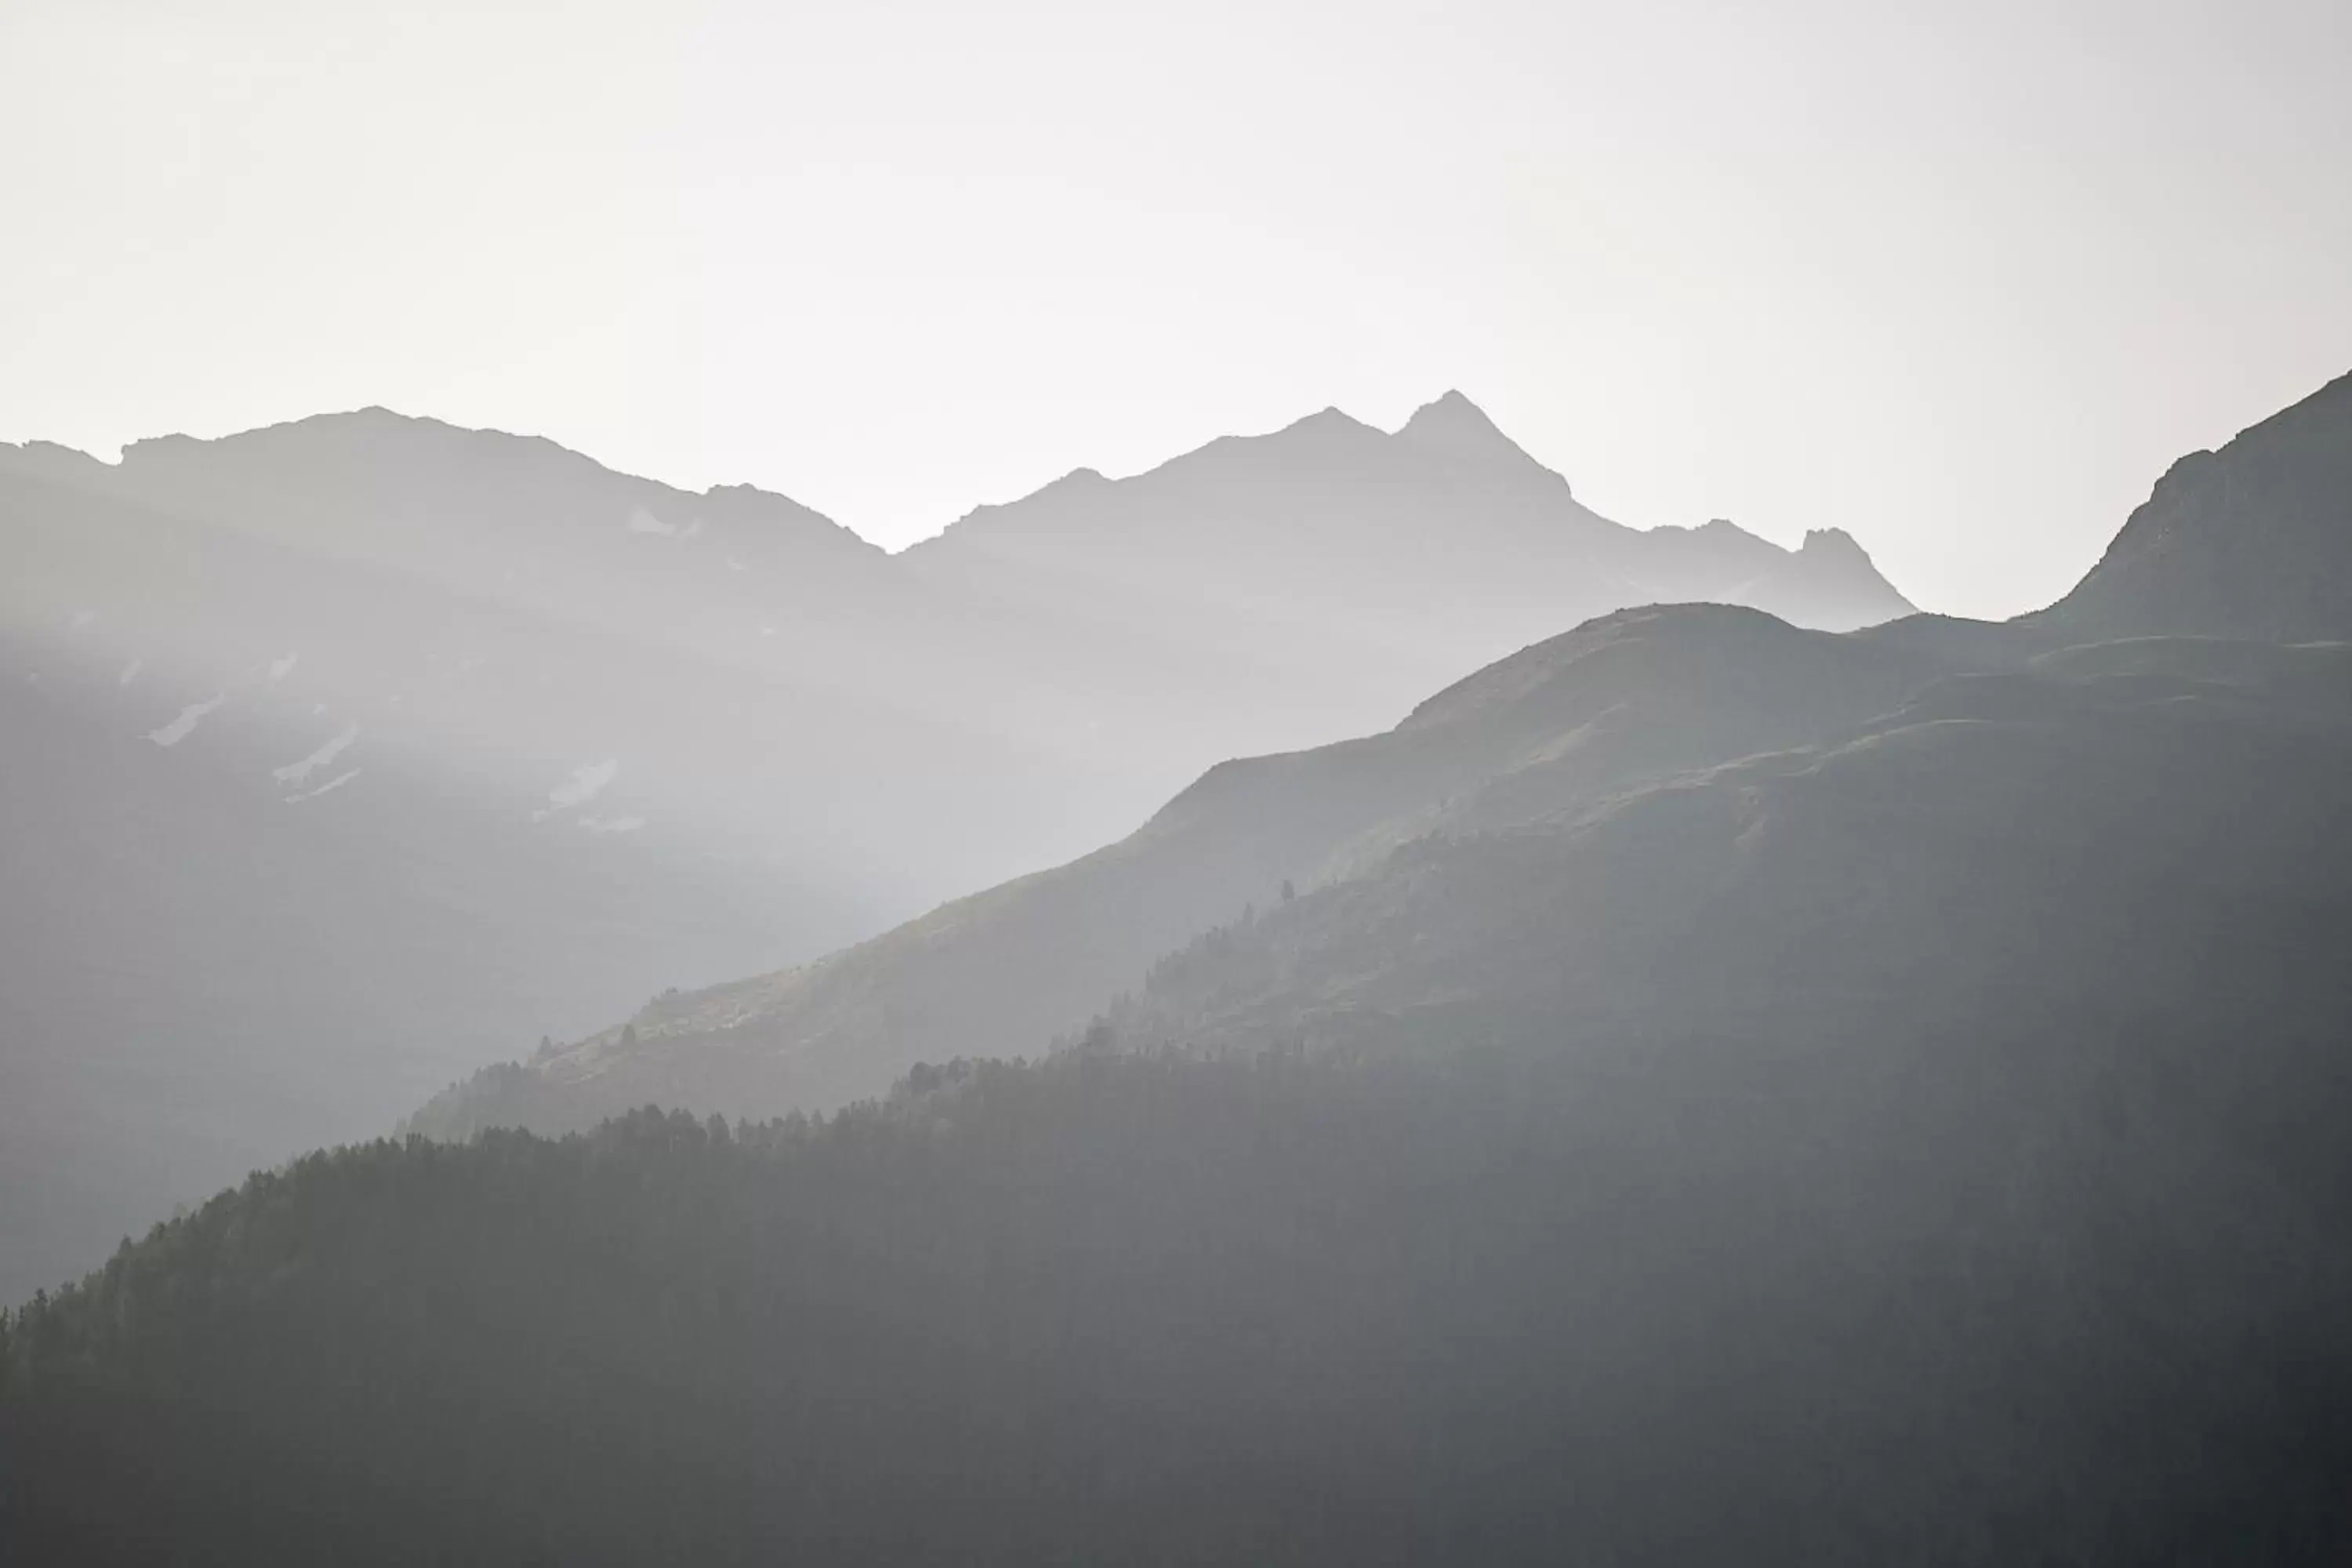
[7,366,2351,1562]
[5,2,2350,1559]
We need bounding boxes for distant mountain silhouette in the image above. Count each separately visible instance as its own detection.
[0,393,1911,1299]
[907,391,1914,750]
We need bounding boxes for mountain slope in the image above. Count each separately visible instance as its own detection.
[14,645,2352,1561]
[407,605,1955,1137]
[1102,639,2352,1090]
[2027,368,2352,643]
[0,590,859,1305]
[0,460,1029,1302]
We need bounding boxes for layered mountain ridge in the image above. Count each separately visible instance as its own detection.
[407,367,2352,1143]
[13,371,2352,1568]
[16,367,2352,1565]
[408,604,1951,1137]
[0,390,1909,1301]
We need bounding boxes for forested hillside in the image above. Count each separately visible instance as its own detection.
[9,1049,2348,1565]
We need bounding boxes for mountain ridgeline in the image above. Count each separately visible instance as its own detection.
[0,392,1904,1302]
[9,369,2352,1563]
[408,605,1953,1136]
[406,368,2352,1142]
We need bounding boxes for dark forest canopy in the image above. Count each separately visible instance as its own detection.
[7,1043,2351,1566]
[14,635,2352,1565]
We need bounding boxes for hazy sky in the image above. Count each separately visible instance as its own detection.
[5,0,2347,619]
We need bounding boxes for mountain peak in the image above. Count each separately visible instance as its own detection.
[1799,526,1867,558]
[1398,388,1501,439]
[1395,390,1557,486]
[1405,387,1489,423]
[1270,405,1381,439]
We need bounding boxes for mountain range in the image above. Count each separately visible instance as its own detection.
[0,392,1907,1301]
[410,368,2352,1144]
[9,366,2352,1564]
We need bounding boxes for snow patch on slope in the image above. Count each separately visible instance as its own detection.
[273,721,361,786]
[287,768,361,802]
[626,506,706,540]
[535,759,620,819]
[147,695,224,747]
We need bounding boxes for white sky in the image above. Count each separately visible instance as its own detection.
[5,0,2348,619]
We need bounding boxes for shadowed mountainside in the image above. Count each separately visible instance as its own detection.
[13,638,2352,1566]
[407,605,1952,1136]
[1099,638,2352,1080]
[2028,368,2352,644]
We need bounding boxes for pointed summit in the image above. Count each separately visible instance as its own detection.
[1395,390,1555,483]
[1398,388,1505,444]
[1271,405,1383,440]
